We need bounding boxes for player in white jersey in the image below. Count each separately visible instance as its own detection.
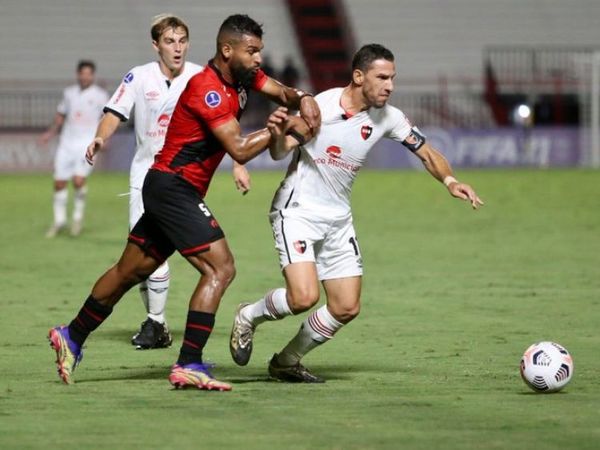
[40,60,109,238]
[83,14,243,349]
[230,44,484,382]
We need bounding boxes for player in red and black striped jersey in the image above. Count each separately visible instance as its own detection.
[48,14,321,391]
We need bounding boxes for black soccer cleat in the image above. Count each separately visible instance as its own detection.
[131,318,172,349]
[268,353,325,383]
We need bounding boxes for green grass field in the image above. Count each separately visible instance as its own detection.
[0,169,599,449]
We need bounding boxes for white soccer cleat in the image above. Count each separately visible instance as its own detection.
[229,303,255,366]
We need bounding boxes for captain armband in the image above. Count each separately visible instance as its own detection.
[401,126,426,152]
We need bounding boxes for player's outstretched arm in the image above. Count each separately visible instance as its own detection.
[85,112,121,165]
[267,107,314,160]
[414,143,484,209]
[259,77,321,132]
[38,113,66,145]
[211,117,271,164]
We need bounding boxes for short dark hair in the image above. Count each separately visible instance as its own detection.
[351,44,394,72]
[218,14,263,41]
[77,60,96,73]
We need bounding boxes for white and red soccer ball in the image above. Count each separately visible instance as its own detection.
[520,341,574,393]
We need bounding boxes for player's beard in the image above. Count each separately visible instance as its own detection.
[231,61,257,88]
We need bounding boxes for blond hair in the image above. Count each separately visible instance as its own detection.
[150,14,189,42]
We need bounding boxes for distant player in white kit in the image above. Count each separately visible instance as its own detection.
[230,44,484,382]
[40,60,109,238]
[84,14,234,349]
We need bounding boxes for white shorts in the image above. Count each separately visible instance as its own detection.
[53,143,93,180]
[270,207,363,281]
[129,186,144,230]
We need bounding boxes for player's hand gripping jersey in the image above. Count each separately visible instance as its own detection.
[152,61,267,197]
[104,61,203,189]
[271,87,426,215]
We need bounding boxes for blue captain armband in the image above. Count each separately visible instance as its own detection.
[401,126,426,152]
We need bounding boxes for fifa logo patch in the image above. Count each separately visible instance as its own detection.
[361,125,373,140]
[293,240,307,254]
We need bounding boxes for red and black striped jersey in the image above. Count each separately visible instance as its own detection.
[152,61,268,197]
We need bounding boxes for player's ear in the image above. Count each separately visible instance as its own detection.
[352,69,364,86]
[221,42,233,60]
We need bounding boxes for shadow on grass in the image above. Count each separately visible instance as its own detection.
[97,328,184,343]
[72,361,372,385]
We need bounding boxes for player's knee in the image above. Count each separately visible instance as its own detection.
[54,180,67,191]
[287,288,320,313]
[330,302,361,324]
[210,259,236,290]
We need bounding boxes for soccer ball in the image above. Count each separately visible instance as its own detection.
[520,341,574,393]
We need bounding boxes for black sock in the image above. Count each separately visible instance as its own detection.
[177,311,215,366]
[68,295,113,347]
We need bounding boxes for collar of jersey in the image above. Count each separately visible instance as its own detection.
[208,59,240,89]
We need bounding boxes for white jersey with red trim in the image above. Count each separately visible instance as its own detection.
[57,84,109,150]
[104,61,203,189]
[271,87,420,216]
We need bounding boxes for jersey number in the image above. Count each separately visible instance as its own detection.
[198,203,212,217]
[348,236,360,256]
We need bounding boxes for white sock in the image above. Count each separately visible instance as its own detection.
[139,280,150,313]
[53,188,68,227]
[241,288,292,326]
[145,262,169,324]
[277,305,344,366]
[72,186,87,223]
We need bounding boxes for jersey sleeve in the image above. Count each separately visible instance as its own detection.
[56,88,69,115]
[251,69,268,91]
[104,68,138,122]
[385,107,426,152]
[185,79,235,130]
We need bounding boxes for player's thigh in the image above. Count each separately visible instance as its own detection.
[129,212,176,265]
[322,276,362,322]
[53,146,75,181]
[316,218,363,281]
[184,237,235,280]
[116,241,164,278]
[142,170,225,259]
[270,208,323,270]
[73,148,93,179]
[282,261,320,306]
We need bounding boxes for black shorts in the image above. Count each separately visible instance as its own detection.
[128,169,225,262]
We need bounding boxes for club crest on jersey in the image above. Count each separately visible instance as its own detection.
[205,91,221,108]
[361,125,373,140]
[326,145,342,159]
[238,88,248,109]
[123,72,134,84]
[293,240,307,254]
